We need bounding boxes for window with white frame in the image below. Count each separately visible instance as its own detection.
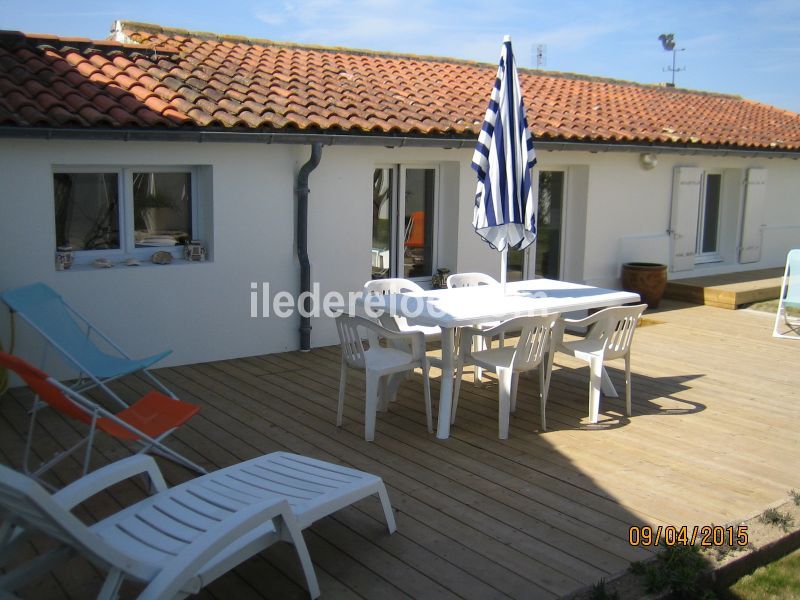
[53,167,201,264]
[696,172,722,262]
[372,165,438,281]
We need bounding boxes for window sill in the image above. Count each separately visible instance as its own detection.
[57,257,211,272]
[694,255,724,266]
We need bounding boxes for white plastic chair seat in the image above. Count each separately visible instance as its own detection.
[553,303,647,424]
[558,338,607,359]
[469,346,518,370]
[336,313,433,441]
[363,346,421,371]
[452,315,558,438]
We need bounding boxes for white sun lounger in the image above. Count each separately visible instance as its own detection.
[0,452,396,598]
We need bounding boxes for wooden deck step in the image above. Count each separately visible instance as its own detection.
[664,267,784,309]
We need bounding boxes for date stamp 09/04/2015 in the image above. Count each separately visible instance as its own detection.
[629,525,749,548]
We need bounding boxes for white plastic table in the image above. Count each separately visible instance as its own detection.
[362,278,640,439]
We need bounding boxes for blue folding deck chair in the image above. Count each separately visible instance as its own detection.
[773,249,800,339]
[1,282,176,409]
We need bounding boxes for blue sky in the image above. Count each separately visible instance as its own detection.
[3,0,799,112]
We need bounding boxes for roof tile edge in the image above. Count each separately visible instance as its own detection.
[119,21,743,101]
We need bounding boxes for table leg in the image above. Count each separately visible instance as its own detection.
[436,326,456,439]
[382,373,404,408]
[601,367,619,398]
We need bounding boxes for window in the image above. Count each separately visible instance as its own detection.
[53,167,199,264]
[372,165,438,280]
[696,172,722,261]
[54,172,120,251]
[507,170,565,281]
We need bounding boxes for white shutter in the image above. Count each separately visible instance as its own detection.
[669,167,702,272]
[739,168,767,264]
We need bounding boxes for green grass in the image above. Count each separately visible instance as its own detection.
[725,549,800,599]
[746,299,800,317]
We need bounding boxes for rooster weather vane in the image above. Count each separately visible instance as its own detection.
[659,33,684,86]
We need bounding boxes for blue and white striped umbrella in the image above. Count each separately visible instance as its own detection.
[472,35,536,282]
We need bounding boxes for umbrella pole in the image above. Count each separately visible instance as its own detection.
[501,248,508,293]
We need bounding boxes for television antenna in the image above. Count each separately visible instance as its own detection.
[658,33,685,87]
[531,44,547,69]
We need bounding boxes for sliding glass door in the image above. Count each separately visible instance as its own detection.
[372,166,438,281]
[506,170,565,281]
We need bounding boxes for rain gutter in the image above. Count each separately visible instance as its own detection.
[1,127,798,158]
[296,142,322,352]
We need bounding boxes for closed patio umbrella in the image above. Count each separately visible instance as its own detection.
[472,35,537,287]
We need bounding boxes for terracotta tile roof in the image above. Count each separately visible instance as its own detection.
[1,23,800,152]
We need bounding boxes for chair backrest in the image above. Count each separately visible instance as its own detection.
[446,272,499,289]
[0,283,111,374]
[364,278,424,295]
[783,249,800,305]
[335,314,369,369]
[405,211,425,248]
[586,304,647,360]
[509,315,558,371]
[0,464,138,576]
[0,351,91,423]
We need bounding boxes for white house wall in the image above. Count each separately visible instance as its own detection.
[0,138,303,375]
[533,149,800,288]
[1,138,798,370]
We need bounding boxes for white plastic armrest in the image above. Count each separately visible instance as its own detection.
[560,311,606,328]
[461,318,520,339]
[406,330,427,361]
[138,499,297,600]
[53,455,168,510]
[358,316,426,346]
[457,325,485,339]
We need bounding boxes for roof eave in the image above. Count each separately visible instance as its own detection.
[0,126,797,158]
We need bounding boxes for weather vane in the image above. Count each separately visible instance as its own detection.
[658,33,685,87]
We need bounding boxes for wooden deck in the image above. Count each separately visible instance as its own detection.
[664,267,784,309]
[2,300,799,599]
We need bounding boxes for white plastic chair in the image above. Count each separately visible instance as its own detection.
[446,272,502,382]
[773,249,800,339]
[552,304,647,424]
[446,272,499,289]
[0,451,395,598]
[336,313,433,441]
[452,315,559,438]
[363,278,441,341]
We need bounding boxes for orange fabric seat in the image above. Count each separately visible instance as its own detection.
[405,210,425,248]
[98,391,199,441]
[0,351,204,484]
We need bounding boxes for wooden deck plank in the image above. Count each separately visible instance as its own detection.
[155,361,529,599]
[664,267,784,308]
[1,300,798,599]
[189,360,563,598]
[288,348,647,561]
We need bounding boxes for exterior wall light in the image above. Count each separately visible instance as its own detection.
[640,153,658,170]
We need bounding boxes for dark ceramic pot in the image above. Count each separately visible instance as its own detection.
[621,262,668,308]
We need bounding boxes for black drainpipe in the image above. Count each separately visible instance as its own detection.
[296,142,323,351]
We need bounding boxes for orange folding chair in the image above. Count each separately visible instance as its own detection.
[0,351,204,487]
